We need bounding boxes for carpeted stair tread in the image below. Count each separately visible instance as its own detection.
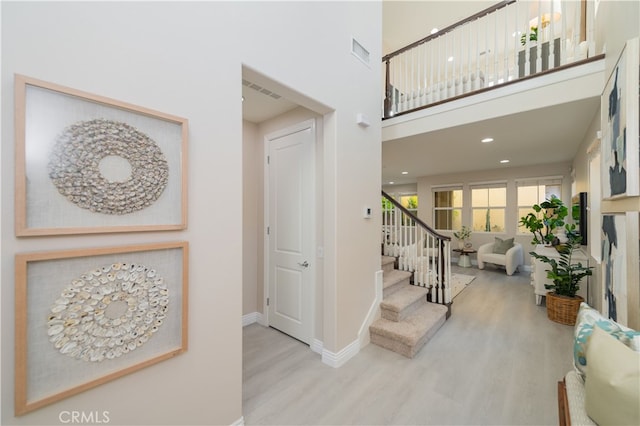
[383,269,412,298]
[383,269,411,288]
[370,302,448,353]
[381,256,396,273]
[380,284,429,321]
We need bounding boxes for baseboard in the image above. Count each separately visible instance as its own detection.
[230,416,244,426]
[358,269,383,348]
[242,312,263,327]
[311,338,323,354]
[322,338,359,368]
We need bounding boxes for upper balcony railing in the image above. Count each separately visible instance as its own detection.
[382,0,596,119]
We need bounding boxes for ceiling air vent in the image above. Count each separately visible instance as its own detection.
[351,37,370,67]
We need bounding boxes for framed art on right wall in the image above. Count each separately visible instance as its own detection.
[601,37,639,200]
[601,212,640,330]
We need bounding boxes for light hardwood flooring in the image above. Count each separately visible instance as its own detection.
[243,265,574,425]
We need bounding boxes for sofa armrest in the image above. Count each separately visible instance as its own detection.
[504,243,524,275]
[477,242,494,255]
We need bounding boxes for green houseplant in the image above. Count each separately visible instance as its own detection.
[530,225,593,325]
[519,195,568,245]
[453,226,472,249]
[520,26,538,46]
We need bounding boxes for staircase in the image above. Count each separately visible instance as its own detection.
[369,255,448,358]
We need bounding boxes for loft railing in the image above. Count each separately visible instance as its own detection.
[382,191,452,306]
[383,0,595,118]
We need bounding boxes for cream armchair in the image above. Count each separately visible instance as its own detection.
[477,240,524,276]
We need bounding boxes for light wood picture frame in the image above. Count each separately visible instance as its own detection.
[601,37,640,200]
[15,74,188,236]
[15,241,189,415]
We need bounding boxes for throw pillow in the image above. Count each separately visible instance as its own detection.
[585,326,640,425]
[573,302,640,379]
[492,237,514,254]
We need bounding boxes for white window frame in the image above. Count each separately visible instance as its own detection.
[516,177,563,235]
[470,182,507,233]
[432,185,463,231]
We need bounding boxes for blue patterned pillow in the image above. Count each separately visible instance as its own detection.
[574,303,640,379]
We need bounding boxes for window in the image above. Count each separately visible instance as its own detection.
[517,178,562,233]
[433,187,462,230]
[399,194,418,215]
[471,184,506,232]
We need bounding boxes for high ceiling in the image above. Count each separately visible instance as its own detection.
[243,1,602,184]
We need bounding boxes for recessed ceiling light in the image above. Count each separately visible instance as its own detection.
[500,159,510,164]
[401,171,408,175]
[481,137,494,143]
[389,181,395,185]
[431,28,438,34]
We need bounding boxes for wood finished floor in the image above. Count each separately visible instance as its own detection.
[243,265,573,425]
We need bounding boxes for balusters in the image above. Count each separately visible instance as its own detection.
[382,0,590,117]
[549,0,556,69]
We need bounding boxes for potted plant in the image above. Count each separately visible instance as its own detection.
[519,195,568,245]
[520,26,538,46]
[453,226,472,249]
[530,224,593,325]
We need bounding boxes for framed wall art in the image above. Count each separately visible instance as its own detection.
[601,37,639,200]
[601,212,639,330]
[14,74,188,236]
[15,241,189,415]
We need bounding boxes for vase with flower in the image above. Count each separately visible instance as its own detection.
[453,226,472,249]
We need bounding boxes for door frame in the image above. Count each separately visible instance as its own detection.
[262,118,316,344]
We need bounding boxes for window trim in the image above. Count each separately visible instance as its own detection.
[432,185,463,231]
[469,183,507,233]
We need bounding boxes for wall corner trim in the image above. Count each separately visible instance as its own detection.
[242,312,263,327]
[322,339,360,368]
[311,339,324,354]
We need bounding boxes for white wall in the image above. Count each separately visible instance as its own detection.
[1,2,381,424]
[536,0,640,321]
[243,120,259,316]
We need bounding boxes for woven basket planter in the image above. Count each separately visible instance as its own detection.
[546,293,584,325]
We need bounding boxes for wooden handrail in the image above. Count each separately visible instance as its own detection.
[382,0,516,62]
[382,54,605,120]
[382,190,450,241]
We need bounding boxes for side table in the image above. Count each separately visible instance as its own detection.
[453,248,476,268]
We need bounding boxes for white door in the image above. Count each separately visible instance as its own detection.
[266,120,315,344]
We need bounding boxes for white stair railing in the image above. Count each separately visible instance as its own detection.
[382,191,452,305]
[383,0,594,118]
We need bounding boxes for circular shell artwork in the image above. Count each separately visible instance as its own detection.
[47,262,169,362]
[48,119,169,215]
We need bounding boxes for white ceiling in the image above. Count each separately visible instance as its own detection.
[242,1,601,184]
[382,97,600,183]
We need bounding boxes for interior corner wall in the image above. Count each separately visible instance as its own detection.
[243,120,259,316]
[572,106,602,310]
[1,1,381,424]
[591,0,640,318]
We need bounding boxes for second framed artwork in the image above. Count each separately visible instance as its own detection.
[601,212,640,330]
[15,241,189,415]
[15,74,188,236]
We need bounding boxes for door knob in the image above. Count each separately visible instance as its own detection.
[298,261,309,268]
